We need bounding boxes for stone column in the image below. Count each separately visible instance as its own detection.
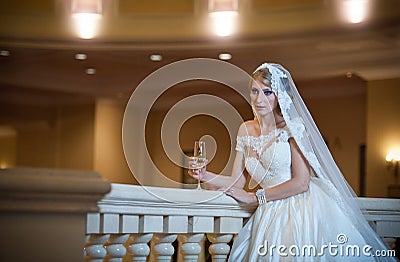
[0,167,111,262]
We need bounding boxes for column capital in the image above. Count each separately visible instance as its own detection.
[0,167,111,213]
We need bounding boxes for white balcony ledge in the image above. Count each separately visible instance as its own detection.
[85,183,400,261]
[0,168,398,262]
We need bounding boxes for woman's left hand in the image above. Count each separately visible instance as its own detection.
[222,187,257,204]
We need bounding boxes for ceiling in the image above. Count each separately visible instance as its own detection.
[0,0,399,111]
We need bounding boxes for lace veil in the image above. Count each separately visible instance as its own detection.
[253,63,394,259]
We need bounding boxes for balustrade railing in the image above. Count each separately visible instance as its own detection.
[0,168,398,262]
[85,183,400,262]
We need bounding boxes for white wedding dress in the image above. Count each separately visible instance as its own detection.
[228,127,376,261]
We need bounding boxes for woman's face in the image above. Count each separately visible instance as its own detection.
[250,77,278,116]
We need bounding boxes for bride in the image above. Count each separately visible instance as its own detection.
[189,63,396,261]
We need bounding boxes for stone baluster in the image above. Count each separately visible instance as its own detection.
[126,233,154,261]
[85,234,110,262]
[177,233,205,262]
[151,234,178,261]
[104,234,130,261]
[206,234,233,262]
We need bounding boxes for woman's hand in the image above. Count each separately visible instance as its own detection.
[188,157,207,182]
[223,187,257,204]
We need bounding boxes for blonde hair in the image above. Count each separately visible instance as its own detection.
[252,67,272,86]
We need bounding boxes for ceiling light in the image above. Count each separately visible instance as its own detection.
[75,53,87,60]
[209,0,238,14]
[86,68,96,75]
[339,0,370,24]
[150,54,163,61]
[209,0,238,37]
[0,50,10,56]
[218,53,232,60]
[71,0,102,39]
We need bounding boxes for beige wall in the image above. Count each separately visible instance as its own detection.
[16,104,95,170]
[366,78,400,197]
[4,99,138,184]
[9,100,135,184]
[93,100,136,184]
[305,95,366,195]
[16,123,58,168]
[0,126,17,168]
[57,105,95,170]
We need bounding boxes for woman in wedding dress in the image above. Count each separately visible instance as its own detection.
[189,63,396,261]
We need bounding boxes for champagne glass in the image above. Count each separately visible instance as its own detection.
[193,140,207,190]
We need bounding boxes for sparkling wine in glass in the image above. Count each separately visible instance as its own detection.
[193,140,207,190]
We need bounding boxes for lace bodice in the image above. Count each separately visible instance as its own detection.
[236,128,292,188]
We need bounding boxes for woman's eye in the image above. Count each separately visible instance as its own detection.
[251,88,258,94]
[264,90,273,96]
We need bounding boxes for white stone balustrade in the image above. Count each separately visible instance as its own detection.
[86,183,400,261]
[0,168,398,262]
[85,184,256,261]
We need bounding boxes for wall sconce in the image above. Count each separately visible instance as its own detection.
[208,0,238,37]
[386,150,400,184]
[71,0,102,39]
[0,161,8,169]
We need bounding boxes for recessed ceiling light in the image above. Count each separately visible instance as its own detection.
[0,50,10,56]
[339,0,370,24]
[218,53,232,60]
[75,53,87,60]
[346,72,353,78]
[86,68,96,75]
[150,54,162,61]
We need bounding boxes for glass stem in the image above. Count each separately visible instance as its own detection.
[197,176,202,190]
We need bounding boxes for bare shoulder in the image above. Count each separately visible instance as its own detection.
[237,120,259,137]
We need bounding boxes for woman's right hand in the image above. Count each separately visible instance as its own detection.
[188,157,207,181]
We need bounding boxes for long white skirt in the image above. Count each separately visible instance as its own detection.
[228,178,376,261]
